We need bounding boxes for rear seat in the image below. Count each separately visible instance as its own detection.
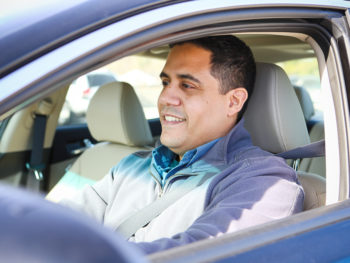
[294,85,326,178]
[47,81,154,202]
[294,86,315,131]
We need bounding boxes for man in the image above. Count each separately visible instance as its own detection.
[63,35,304,254]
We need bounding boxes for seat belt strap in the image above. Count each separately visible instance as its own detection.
[116,172,214,240]
[276,139,325,159]
[26,114,47,191]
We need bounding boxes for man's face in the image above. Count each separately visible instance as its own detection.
[158,43,235,157]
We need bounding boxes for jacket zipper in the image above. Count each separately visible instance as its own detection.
[162,173,198,197]
[162,173,191,192]
[149,168,163,198]
[150,169,198,198]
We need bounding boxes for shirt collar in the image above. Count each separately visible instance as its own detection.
[152,137,221,176]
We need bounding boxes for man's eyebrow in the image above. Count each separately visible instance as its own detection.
[159,72,168,79]
[159,72,202,85]
[178,74,201,84]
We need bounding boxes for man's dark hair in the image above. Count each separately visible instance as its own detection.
[170,35,256,119]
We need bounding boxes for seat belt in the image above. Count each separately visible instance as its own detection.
[276,140,325,159]
[25,99,53,192]
[26,114,47,192]
[276,139,325,170]
[116,171,215,240]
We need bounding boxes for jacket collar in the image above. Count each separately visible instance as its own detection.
[196,118,253,167]
[152,118,253,175]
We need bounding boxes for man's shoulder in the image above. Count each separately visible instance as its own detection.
[224,145,297,181]
[208,146,299,200]
[228,144,273,164]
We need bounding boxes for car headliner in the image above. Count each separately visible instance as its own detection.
[144,34,314,63]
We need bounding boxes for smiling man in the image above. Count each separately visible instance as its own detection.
[158,42,248,158]
[62,36,304,254]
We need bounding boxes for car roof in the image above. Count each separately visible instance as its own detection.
[0,0,176,77]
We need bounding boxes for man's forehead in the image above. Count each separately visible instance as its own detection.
[162,44,211,73]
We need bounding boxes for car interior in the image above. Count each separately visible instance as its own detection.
[0,33,327,217]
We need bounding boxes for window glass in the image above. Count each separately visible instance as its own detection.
[278,58,322,120]
[58,55,165,125]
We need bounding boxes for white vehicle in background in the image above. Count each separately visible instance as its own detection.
[59,69,117,125]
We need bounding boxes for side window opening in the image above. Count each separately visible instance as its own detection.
[278,57,322,123]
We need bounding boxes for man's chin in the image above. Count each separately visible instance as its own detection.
[160,136,184,153]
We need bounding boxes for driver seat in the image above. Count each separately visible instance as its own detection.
[244,62,326,210]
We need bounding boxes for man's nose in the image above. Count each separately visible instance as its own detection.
[158,85,181,106]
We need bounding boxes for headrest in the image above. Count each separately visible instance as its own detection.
[294,85,315,121]
[87,81,154,146]
[244,63,310,153]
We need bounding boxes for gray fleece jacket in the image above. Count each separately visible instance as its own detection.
[62,119,304,254]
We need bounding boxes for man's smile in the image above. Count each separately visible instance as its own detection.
[162,114,186,124]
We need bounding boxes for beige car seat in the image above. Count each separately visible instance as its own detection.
[244,63,326,210]
[47,81,154,201]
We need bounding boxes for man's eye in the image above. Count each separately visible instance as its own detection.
[182,83,194,89]
[162,80,169,86]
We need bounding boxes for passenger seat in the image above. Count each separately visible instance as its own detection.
[47,81,154,202]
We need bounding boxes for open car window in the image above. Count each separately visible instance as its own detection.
[279,57,323,121]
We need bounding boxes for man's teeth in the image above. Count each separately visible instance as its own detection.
[165,115,185,122]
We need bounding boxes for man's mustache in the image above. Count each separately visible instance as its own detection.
[159,106,186,119]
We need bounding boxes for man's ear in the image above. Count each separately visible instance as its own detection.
[226,88,248,117]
